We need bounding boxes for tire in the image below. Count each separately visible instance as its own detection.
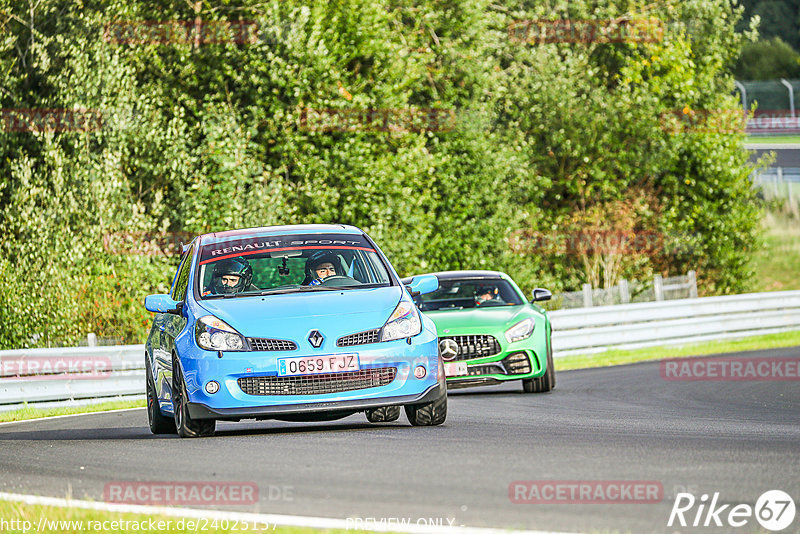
[146,358,176,434]
[522,340,555,393]
[405,392,447,426]
[172,356,216,438]
[365,406,401,423]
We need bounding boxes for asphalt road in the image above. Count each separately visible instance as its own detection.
[747,145,800,167]
[1,347,799,534]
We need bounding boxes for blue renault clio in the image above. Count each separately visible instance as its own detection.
[144,224,445,437]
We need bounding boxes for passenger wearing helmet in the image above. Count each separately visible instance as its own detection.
[303,251,344,286]
[206,257,256,295]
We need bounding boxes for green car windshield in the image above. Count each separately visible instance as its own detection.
[419,279,523,311]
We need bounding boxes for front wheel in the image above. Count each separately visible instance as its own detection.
[405,393,447,426]
[146,358,176,434]
[522,342,555,393]
[172,356,216,438]
[365,406,401,423]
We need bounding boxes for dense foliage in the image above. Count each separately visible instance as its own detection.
[0,0,761,348]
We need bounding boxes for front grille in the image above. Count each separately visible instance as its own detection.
[238,367,397,396]
[441,335,501,360]
[247,338,298,351]
[337,329,381,347]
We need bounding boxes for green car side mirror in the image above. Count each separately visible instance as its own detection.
[531,288,552,302]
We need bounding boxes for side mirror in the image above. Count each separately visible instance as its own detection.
[531,288,552,302]
[405,275,439,297]
[145,294,183,314]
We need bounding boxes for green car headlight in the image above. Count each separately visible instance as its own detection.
[195,315,246,351]
[505,317,535,344]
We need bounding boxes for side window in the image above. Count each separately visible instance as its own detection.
[170,245,194,302]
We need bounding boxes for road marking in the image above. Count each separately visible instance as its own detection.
[0,407,144,426]
[0,491,580,534]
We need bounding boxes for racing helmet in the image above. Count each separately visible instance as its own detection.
[210,257,253,294]
[475,285,498,302]
[304,250,344,282]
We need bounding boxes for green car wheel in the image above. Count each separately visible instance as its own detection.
[522,334,555,393]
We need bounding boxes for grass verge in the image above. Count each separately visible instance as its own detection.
[746,135,800,144]
[750,212,800,292]
[556,329,800,371]
[0,500,349,533]
[0,399,145,424]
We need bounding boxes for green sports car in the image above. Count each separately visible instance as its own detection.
[402,271,555,393]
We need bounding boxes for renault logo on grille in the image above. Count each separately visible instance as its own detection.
[308,330,325,348]
[439,338,459,361]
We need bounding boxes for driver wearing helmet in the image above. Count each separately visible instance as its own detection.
[304,251,343,286]
[475,285,501,306]
[205,257,256,296]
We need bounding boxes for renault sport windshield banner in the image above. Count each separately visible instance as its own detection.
[199,233,375,265]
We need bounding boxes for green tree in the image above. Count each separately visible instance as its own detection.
[735,37,800,79]
[0,0,766,348]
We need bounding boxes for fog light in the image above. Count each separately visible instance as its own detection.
[205,381,220,394]
[414,366,426,379]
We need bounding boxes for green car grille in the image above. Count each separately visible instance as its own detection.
[440,334,501,360]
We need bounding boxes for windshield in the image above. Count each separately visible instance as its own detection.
[419,279,523,311]
[196,233,392,299]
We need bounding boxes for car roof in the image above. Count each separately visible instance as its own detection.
[401,270,507,283]
[196,224,362,246]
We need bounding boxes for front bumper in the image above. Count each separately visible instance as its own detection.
[174,327,441,415]
[188,380,444,420]
[442,342,547,388]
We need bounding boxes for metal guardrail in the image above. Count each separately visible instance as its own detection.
[2,290,800,406]
[550,290,800,356]
[553,272,697,309]
[0,345,145,408]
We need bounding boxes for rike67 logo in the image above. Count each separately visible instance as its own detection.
[668,490,796,531]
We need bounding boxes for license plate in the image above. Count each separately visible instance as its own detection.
[277,354,359,376]
[444,361,468,377]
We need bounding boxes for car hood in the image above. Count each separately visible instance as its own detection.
[424,305,534,334]
[196,286,402,340]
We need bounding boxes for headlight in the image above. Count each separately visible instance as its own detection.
[195,315,246,351]
[381,300,422,342]
[505,318,535,344]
